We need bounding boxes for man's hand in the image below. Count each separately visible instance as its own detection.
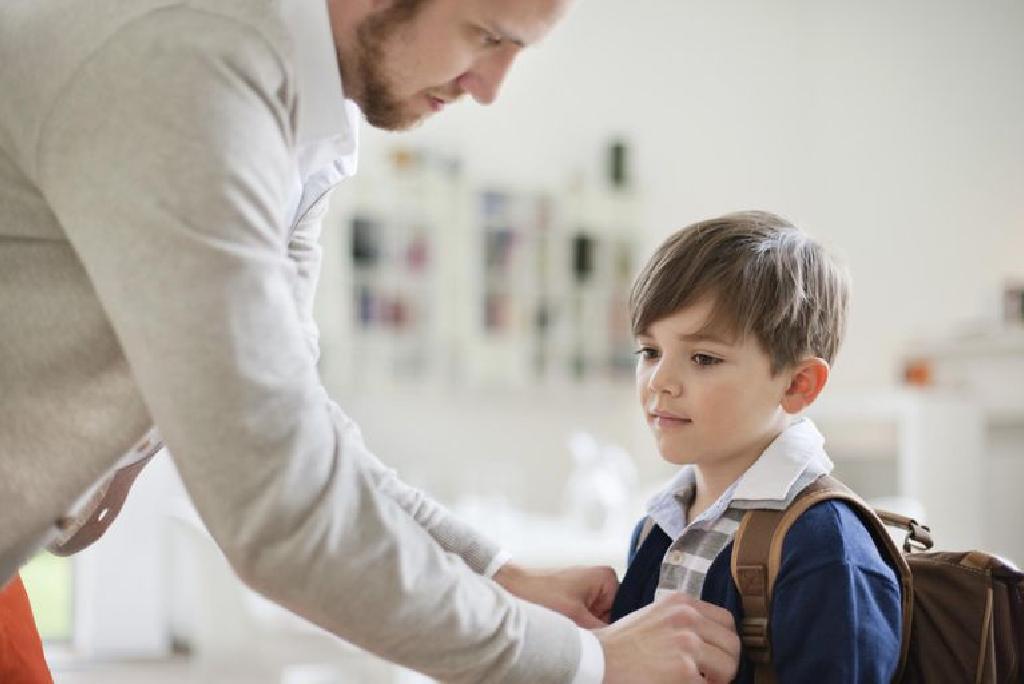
[493,563,618,628]
[595,592,741,684]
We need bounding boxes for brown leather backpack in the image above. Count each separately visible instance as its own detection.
[732,475,1024,683]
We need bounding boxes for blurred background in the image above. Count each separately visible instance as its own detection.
[23,0,1024,681]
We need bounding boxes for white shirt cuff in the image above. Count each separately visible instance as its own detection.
[483,553,604,683]
[481,549,512,579]
[572,628,605,684]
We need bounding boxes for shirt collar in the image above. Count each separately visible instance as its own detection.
[279,0,361,175]
[646,417,834,541]
[730,417,833,505]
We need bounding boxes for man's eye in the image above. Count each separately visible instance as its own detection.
[481,31,502,47]
[692,353,723,367]
[634,347,659,361]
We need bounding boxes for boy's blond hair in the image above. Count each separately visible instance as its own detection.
[629,211,850,374]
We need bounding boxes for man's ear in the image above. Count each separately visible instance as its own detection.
[780,357,830,415]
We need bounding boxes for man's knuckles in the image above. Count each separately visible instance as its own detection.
[674,627,703,653]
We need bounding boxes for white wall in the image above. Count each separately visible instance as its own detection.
[355,0,1024,392]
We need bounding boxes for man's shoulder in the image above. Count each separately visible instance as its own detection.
[1,1,289,66]
[0,0,293,170]
[180,0,290,44]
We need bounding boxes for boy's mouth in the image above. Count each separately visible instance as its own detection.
[649,409,692,427]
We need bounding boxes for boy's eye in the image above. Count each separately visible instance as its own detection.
[692,353,723,367]
[634,346,659,361]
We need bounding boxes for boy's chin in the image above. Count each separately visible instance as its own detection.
[658,449,699,466]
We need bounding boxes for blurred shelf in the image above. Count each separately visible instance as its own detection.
[319,144,643,392]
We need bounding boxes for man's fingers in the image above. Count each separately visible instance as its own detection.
[573,609,607,629]
[686,608,741,684]
[689,606,740,652]
[690,595,740,630]
[496,564,620,629]
[657,590,736,630]
[662,596,741,668]
[595,593,741,684]
[696,633,742,684]
[561,565,616,627]
[585,571,617,615]
[652,593,741,683]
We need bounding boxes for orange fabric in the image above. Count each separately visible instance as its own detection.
[0,575,54,684]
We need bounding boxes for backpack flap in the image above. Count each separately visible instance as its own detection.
[901,550,1024,684]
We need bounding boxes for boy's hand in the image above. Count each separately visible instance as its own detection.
[493,563,618,628]
[595,592,741,684]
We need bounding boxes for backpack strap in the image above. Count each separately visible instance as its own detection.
[731,475,914,684]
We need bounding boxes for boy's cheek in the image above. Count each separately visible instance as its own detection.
[636,381,655,412]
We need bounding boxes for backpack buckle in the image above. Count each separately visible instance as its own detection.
[903,521,934,552]
[740,617,771,663]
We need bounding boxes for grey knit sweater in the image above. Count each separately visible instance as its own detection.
[0,1,580,681]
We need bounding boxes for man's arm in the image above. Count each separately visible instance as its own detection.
[35,9,579,682]
[287,194,506,574]
[290,166,627,629]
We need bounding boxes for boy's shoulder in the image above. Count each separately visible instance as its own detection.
[704,497,898,582]
[703,499,904,683]
[774,498,899,582]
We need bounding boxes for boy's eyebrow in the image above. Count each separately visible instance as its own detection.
[677,332,732,345]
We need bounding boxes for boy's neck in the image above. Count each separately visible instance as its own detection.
[687,419,793,523]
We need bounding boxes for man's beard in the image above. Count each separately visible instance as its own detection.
[349,0,428,131]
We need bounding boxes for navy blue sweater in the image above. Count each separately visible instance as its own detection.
[612,500,902,683]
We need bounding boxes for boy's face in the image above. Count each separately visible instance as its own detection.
[635,297,793,472]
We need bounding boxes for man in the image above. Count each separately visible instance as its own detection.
[0,0,741,682]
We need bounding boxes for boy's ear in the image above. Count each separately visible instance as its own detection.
[780,357,830,415]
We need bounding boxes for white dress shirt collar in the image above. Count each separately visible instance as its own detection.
[279,0,361,178]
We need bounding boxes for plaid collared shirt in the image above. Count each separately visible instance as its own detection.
[654,489,746,599]
[644,418,834,600]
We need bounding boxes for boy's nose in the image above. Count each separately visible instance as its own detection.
[647,364,683,397]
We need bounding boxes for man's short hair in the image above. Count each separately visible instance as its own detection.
[629,211,850,373]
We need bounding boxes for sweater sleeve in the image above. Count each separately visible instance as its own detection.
[768,501,902,683]
[289,193,504,574]
[34,8,578,682]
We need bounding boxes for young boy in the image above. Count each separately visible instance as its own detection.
[610,211,902,682]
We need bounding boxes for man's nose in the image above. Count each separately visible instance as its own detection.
[456,47,517,105]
